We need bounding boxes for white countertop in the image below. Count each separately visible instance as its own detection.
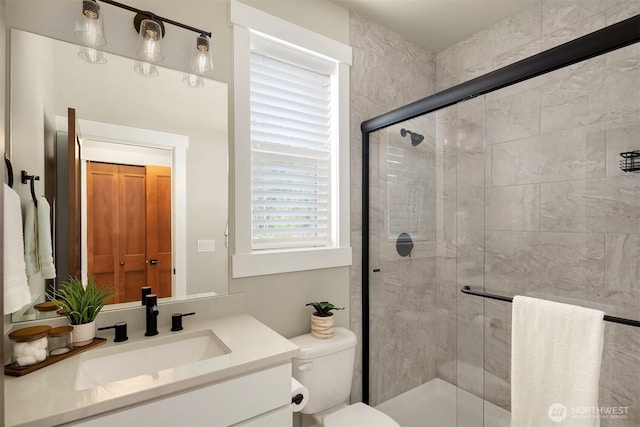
[5,314,299,427]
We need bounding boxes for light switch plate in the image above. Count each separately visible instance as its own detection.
[197,239,215,252]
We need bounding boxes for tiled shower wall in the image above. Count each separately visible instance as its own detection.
[350,0,639,423]
[349,13,436,403]
[436,1,640,424]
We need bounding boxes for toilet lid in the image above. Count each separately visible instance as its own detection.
[324,403,400,427]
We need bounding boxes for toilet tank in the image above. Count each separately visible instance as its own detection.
[290,327,357,414]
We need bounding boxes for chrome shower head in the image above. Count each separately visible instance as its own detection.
[400,128,424,146]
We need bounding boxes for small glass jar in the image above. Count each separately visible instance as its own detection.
[9,325,51,368]
[49,326,73,356]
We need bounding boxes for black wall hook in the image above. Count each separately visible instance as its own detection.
[21,170,40,207]
[5,155,14,188]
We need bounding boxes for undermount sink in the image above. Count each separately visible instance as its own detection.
[75,329,231,390]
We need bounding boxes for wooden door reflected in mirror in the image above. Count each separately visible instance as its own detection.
[86,162,172,303]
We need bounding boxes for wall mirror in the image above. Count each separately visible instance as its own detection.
[9,29,229,322]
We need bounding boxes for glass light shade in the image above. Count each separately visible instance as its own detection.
[190,35,213,74]
[183,73,204,88]
[137,19,164,62]
[134,61,159,77]
[77,47,107,64]
[74,0,106,47]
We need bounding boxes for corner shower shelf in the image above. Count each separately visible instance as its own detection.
[620,150,640,172]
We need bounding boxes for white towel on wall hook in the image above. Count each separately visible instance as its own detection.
[23,199,38,276]
[37,196,56,279]
[4,183,32,313]
[23,196,56,279]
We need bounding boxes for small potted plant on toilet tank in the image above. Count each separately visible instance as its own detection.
[306,301,344,339]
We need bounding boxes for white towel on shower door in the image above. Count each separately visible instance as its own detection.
[510,295,604,427]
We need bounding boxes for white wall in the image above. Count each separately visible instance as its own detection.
[1,0,7,418]
[5,0,352,338]
[8,27,55,301]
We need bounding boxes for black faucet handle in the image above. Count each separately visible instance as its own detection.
[171,312,196,331]
[98,322,128,342]
[141,286,152,305]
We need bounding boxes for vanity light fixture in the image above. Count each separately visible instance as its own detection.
[136,15,165,62]
[183,73,205,88]
[74,0,106,48]
[191,35,213,74]
[134,61,159,78]
[78,47,107,64]
[74,0,213,73]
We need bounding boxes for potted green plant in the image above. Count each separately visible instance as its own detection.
[306,301,344,339]
[48,276,116,346]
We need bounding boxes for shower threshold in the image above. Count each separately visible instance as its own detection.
[375,378,510,427]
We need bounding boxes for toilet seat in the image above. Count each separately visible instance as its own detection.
[323,402,400,427]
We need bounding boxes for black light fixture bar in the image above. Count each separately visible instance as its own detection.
[98,0,212,37]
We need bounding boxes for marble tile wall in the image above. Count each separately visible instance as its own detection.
[367,118,439,405]
[349,12,436,404]
[435,1,640,424]
[350,1,639,424]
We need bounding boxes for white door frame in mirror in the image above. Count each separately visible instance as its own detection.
[56,116,188,297]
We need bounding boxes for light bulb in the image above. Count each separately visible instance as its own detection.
[137,19,164,62]
[78,47,107,64]
[183,73,204,88]
[74,0,106,47]
[191,35,212,74]
[134,61,159,77]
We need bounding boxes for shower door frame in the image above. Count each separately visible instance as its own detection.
[360,14,640,404]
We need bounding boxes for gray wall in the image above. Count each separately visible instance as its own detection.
[438,2,640,424]
[348,12,436,403]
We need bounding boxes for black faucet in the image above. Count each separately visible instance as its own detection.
[171,312,196,331]
[98,322,128,342]
[145,294,159,336]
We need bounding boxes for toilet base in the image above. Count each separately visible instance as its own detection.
[310,403,349,426]
[311,402,400,427]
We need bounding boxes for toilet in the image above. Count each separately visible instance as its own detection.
[290,327,400,427]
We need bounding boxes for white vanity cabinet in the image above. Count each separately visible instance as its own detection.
[67,363,293,427]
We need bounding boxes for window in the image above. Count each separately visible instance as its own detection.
[231,1,352,277]
[250,49,333,249]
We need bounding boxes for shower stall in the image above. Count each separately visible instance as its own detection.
[361,15,640,427]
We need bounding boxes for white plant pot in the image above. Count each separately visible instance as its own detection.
[311,313,334,339]
[72,320,96,346]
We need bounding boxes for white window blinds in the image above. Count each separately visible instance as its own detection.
[250,51,333,249]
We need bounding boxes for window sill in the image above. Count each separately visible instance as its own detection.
[231,246,352,278]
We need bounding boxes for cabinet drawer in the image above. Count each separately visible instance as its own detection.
[232,406,292,427]
[68,363,292,426]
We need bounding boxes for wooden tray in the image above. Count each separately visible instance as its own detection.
[5,337,106,377]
